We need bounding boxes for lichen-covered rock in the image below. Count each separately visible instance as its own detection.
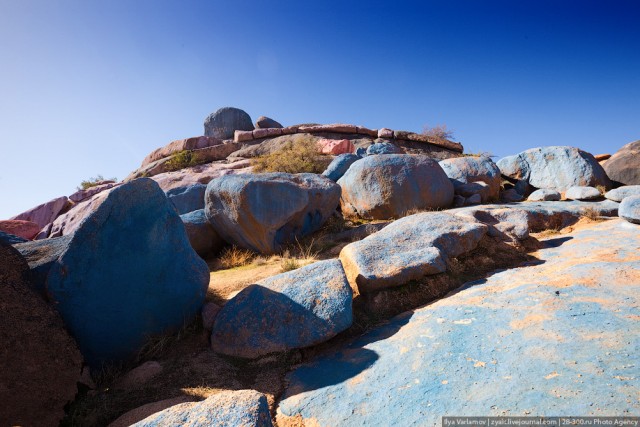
[322,153,360,182]
[132,390,273,427]
[212,260,352,358]
[619,195,640,224]
[255,115,283,129]
[603,140,640,185]
[204,107,254,140]
[166,183,207,215]
[497,146,610,191]
[439,156,501,202]
[338,155,454,220]
[180,209,225,256]
[46,178,210,366]
[205,173,340,254]
[339,212,487,293]
[0,243,83,427]
[527,188,561,201]
[0,220,40,240]
[565,186,602,201]
[11,195,71,229]
[366,141,403,155]
[605,185,640,202]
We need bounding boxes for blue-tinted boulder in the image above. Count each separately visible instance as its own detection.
[603,140,640,185]
[322,154,360,182]
[605,185,640,202]
[132,390,272,427]
[366,142,403,155]
[14,235,71,294]
[0,230,27,245]
[180,209,225,256]
[439,156,501,202]
[527,189,561,201]
[339,212,487,293]
[166,183,206,215]
[619,195,640,224]
[355,147,367,157]
[565,186,602,201]
[46,178,210,366]
[497,146,611,191]
[205,173,341,254]
[204,107,254,139]
[337,154,454,220]
[211,260,352,358]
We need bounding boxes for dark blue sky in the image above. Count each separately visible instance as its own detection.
[1,0,639,217]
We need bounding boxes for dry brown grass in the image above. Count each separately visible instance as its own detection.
[581,206,605,222]
[422,124,455,140]
[596,184,607,195]
[219,246,255,269]
[536,226,562,238]
[251,136,331,174]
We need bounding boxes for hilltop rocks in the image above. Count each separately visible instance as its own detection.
[46,178,209,366]
[338,155,454,220]
[212,260,352,358]
[339,212,487,293]
[205,173,340,254]
[603,140,640,185]
[132,390,273,427]
[152,159,253,193]
[11,195,70,229]
[204,107,254,140]
[180,209,225,256]
[255,116,283,129]
[141,136,223,168]
[497,146,610,191]
[527,188,561,201]
[49,186,117,237]
[439,156,501,202]
[317,138,355,155]
[166,183,206,215]
[565,186,602,201]
[605,185,640,202]
[619,195,640,224]
[69,181,119,203]
[0,243,83,427]
[322,153,360,182]
[366,141,403,155]
[0,220,40,240]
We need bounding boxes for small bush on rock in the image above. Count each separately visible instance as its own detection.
[78,174,117,190]
[164,150,205,172]
[251,136,331,174]
[422,124,455,140]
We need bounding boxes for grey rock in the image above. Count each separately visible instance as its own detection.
[605,185,640,202]
[603,140,640,185]
[180,209,225,257]
[619,195,640,224]
[322,154,360,182]
[565,186,602,201]
[527,189,561,202]
[255,116,283,129]
[439,156,501,202]
[366,142,404,155]
[204,107,254,140]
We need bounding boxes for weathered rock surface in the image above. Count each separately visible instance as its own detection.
[205,173,340,254]
[108,397,197,427]
[141,136,223,167]
[0,230,27,245]
[497,146,611,191]
[132,390,272,427]
[501,188,524,202]
[603,140,640,185]
[0,219,40,240]
[14,235,71,293]
[114,361,163,390]
[338,155,454,220]
[255,115,283,129]
[619,195,640,224]
[212,260,352,358]
[439,156,502,202]
[339,212,487,293]
[152,159,253,193]
[565,185,602,200]
[46,178,210,366]
[605,185,640,202]
[366,141,404,155]
[317,138,355,155]
[454,207,530,241]
[11,195,70,229]
[322,153,360,182]
[69,181,119,203]
[166,183,206,215]
[527,188,561,201]
[279,219,640,425]
[181,209,225,256]
[201,302,221,330]
[49,185,117,237]
[0,243,83,427]
[204,107,254,140]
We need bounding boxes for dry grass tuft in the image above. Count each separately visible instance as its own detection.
[581,206,605,222]
[537,226,562,238]
[219,246,256,269]
[422,124,455,140]
[251,136,331,174]
[596,185,607,195]
[164,150,205,172]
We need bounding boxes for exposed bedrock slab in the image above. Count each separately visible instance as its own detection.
[278,219,640,426]
[339,212,487,294]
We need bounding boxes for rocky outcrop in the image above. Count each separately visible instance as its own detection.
[0,220,40,240]
[439,156,502,202]
[152,159,253,193]
[527,188,561,201]
[132,390,272,427]
[69,181,119,203]
[603,140,640,185]
[339,212,487,293]
[204,107,254,140]
[605,185,640,202]
[619,195,640,224]
[49,186,117,237]
[141,136,223,167]
[317,138,355,155]
[322,153,360,182]
[0,243,83,427]
[211,260,352,358]
[45,178,210,366]
[565,186,602,200]
[255,116,283,129]
[205,173,340,254]
[15,235,71,293]
[497,146,611,191]
[366,141,403,155]
[11,195,71,229]
[180,209,225,256]
[338,155,454,220]
[166,183,207,215]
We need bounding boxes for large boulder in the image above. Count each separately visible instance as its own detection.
[204,107,254,140]
[497,146,611,191]
[605,185,640,202]
[46,178,210,366]
[439,156,501,202]
[603,140,640,185]
[619,195,640,224]
[131,390,273,427]
[337,155,454,220]
[166,183,206,215]
[49,185,118,238]
[180,209,225,256]
[205,173,341,254]
[255,115,283,129]
[339,212,487,293]
[0,220,40,240]
[211,260,352,358]
[322,153,360,182]
[0,243,83,427]
[11,195,70,229]
[15,235,72,293]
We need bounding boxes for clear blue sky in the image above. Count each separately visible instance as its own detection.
[1,0,639,219]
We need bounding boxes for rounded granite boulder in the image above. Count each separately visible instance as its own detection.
[322,153,360,182]
[46,178,210,367]
[439,156,501,202]
[527,188,561,201]
[337,154,454,220]
[366,141,404,155]
[604,185,640,202]
[619,195,640,224]
[603,140,640,185]
[204,107,254,140]
[565,186,602,201]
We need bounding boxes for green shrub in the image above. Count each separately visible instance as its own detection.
[164,150,204,172]
[251,136,331,174]
[78,175,117,191]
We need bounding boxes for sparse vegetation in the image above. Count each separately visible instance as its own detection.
[164,150,205,172]
[596,184,607,195]
[537,226,562,238]
[581,207,605,222]
[219,246,256,269]
[461,151,494,158]
[251,136,331,174]
[77,174,117,190]
[280,250,301,272]
[422,124,455,141]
